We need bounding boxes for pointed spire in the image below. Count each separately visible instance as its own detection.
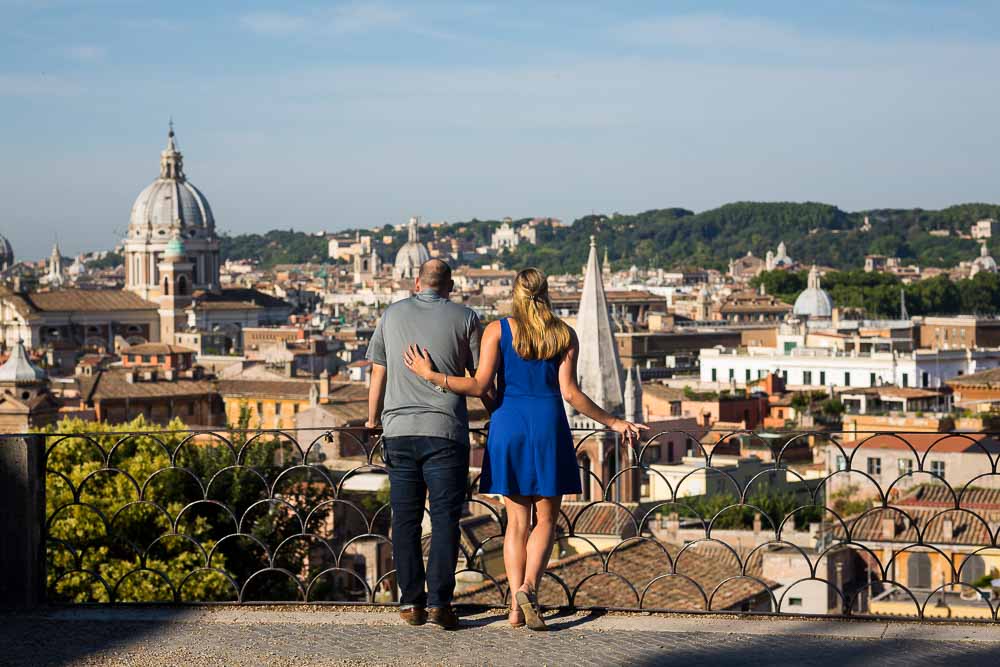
[624,366,643,423]
[573,234,624,419]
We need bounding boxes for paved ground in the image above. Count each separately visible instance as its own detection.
[3,606,1000,667]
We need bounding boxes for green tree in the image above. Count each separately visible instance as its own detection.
[42,416,337,603]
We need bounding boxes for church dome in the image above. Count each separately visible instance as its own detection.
[793,265,833,318]
[394,216,430,279]
[0,234,13,271]
[971,242,997,276]
[128,126,215,242]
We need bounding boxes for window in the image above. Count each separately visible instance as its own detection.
[819,371,826,386]
[930,461,945,479]
[728,368,735,380]
[788,597,802,607]
[711,368,717,382]
[902,373,909,388]
[961,555,986,586]
[777,409,784,419]
[844,372,851,386]
[187,402,195,416]
[803,371,813,385]
[907,552,931,589]
[256,402,264,417]
[745,369,751,382]
[898,459,913,476]
[922,372,929,388]
[867,457,882,476]
[782,370,788,383]
[835,455,847,472]
[647,445,662,463]
[870,372,876,386]
[293,404,299,414]
[275,402,283,416]
[142,355,151,363]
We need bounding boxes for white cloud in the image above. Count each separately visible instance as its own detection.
[63,44,105,62]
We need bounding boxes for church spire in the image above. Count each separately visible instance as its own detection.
[572,235,624,420]
[160,121,184,180]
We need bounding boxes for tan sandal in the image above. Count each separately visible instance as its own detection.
[508,607,525,628]
[514,589,547,631]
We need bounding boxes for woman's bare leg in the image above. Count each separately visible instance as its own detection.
[520,495,562,594]
[503,495,532,624]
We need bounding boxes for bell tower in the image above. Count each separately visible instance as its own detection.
[157,230,193,345]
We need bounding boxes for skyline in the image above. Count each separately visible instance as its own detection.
[4,1,1000,258]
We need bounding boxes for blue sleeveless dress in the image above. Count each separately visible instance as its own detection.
[479,319,582,497]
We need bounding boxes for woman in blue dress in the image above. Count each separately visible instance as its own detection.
[403,268,646,630]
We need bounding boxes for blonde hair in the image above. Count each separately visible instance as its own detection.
[510,268,572,361]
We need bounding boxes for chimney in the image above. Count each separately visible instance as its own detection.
[125,371,135,384]
[752,513,762,537]
[881,516,896,540]
[942,517,954,540]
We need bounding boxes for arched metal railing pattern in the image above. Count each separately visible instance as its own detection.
[38,427,1000,621]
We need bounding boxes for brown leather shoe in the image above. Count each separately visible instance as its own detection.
[400,606,427,626]
[427,606,460,630]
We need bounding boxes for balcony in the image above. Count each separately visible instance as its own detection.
[2,426,1000,663]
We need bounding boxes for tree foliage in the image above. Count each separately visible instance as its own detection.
[41,416,340,603]
[752,268,1000,317]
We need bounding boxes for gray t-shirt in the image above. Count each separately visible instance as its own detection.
[367,290,482,442]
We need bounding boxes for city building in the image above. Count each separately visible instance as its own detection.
[392,217,430,280]
[823,433,1000,497]
[0,340,60,431]
[76,367,221,425]
[971,218,999,239]
[969,242,998,277]
[947,366,1000,412]
[918,316,1000,350]
[490,218,519,251]
[792,266,833,320]
[124,124,220,300]
[700,345,1000,391]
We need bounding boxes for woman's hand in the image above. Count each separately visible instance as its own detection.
[610,418,649,444]
[402,344,435,381]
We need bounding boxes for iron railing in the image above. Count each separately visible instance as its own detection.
[32,426,1000,621]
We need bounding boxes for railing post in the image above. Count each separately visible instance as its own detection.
[0,435,46,608]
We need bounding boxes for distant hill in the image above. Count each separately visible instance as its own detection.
[213,202,1000,273]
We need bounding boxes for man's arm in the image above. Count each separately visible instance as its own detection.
[365,315,388,429]
[366,363,387,428]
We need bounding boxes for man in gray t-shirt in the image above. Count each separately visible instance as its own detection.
[366,259,486,629]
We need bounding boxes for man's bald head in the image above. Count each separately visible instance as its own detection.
[416,259,453,295]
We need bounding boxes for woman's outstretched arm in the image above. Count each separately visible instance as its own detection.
[557,330,648,441]
[403,320,501,398]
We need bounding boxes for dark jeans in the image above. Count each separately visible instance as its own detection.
[384,435,469,609]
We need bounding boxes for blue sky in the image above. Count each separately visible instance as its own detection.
[3,1,1000,259]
